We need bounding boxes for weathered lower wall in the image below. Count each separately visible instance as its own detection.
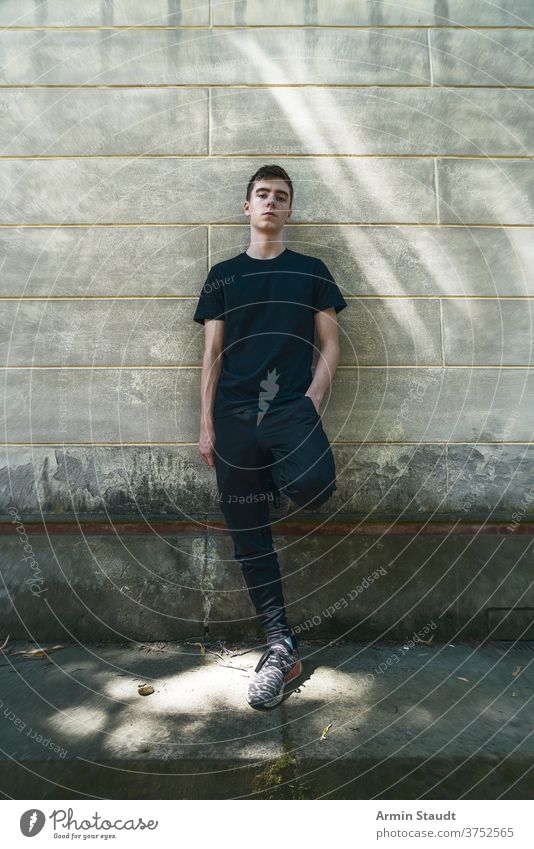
[2,444,534,521]
[2,527,533,641]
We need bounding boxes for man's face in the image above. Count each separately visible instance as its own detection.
[244,178,292,233]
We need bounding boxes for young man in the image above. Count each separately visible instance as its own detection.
[193,164,347,708]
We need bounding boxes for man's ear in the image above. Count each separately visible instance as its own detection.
[243,200,250,217]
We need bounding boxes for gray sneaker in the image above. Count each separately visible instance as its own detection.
[247,636,302,708]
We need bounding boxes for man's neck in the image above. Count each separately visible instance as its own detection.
[245,232,286,260]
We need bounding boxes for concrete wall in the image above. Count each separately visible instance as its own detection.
[1,2,534,639]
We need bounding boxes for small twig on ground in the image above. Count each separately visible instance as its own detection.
[212,661,249,672]
[228,647,257,658]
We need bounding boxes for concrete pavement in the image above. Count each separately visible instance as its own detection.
[0,638,532,799]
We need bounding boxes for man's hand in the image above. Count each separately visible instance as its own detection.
[304,392,322,414]
[198,419,216,467]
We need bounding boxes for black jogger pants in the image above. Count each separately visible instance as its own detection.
[213,393,337,646]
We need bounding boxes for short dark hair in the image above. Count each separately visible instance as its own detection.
[246,164,293,207]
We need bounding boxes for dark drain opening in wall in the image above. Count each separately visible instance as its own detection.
[487,608,534,641]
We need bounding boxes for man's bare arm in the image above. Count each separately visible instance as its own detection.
[198,318,224,467]
[305,308,341,412]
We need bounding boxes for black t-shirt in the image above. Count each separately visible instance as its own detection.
[193,248,347,419]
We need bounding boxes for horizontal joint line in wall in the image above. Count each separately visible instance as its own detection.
[2,364,534,370]
[0,154,532,161]
[3,295,534,301]
[1,25,534,30]
[1,222,534,228]
[3,84,534,90]
[1,441,532,447]
[1,223,534,229]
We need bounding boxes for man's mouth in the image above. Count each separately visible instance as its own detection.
[262,212,276,216]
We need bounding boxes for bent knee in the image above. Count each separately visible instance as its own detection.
[293,479,337,511]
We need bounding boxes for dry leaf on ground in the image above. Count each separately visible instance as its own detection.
[188,642,206,656]
[320,721,333,740]
[11,644,64,658]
